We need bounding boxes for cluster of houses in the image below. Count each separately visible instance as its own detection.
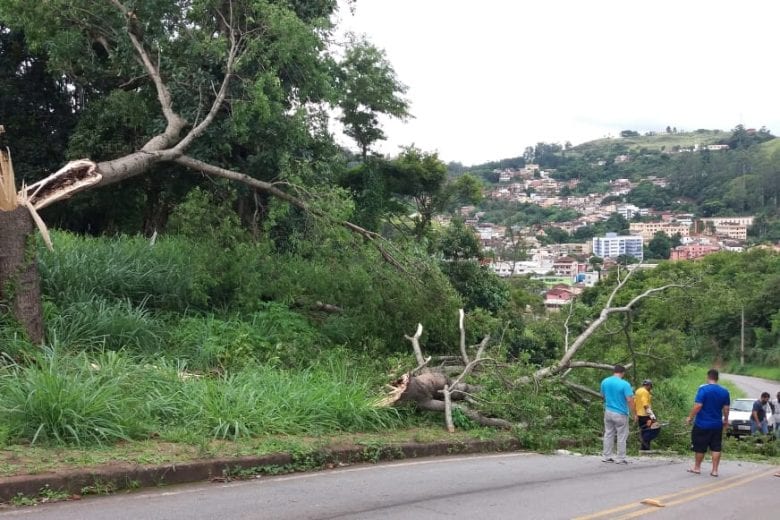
[446,159,756,312]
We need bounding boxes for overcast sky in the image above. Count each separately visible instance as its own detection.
[334,0,780,165]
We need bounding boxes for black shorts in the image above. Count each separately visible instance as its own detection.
[691,425,723,453]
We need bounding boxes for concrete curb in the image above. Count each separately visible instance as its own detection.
[0,438,522,502]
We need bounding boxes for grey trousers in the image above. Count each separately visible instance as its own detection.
[603,411,629,460]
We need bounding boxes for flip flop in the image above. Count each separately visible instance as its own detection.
[710,472,719,477]
[686,468,701,474]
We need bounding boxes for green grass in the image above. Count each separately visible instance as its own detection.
[572,129,730,155]
[0,348,408,446]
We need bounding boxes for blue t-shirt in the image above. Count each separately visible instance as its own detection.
[694,383,730,430]
[601,375,633,415]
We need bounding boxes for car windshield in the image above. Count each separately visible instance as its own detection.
[731,400,754,412]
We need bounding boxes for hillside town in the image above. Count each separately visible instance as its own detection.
[445,162,762,312]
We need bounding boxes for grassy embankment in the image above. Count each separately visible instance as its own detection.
[0,232,777,484]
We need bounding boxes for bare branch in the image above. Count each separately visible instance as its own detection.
[563,300,575,352]
[567,361,633,371]
[175,155,406,270]
[173,4,241,153]
[561,380,602,399]
[108,0,186,148]
[458,309,469,364]
[516,276,685,384]
[404,323,426,368]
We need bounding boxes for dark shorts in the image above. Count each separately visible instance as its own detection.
[691,425,723,453]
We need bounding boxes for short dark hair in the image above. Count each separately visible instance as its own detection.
[761,392,770,398]
[707,368,719,381]
[614,364,626,374]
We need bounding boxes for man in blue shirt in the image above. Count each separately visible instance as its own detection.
[750,392,770,435]
[600,364,635,464]
[685,369,730,477]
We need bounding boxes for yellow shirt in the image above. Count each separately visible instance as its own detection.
[635,387,652,416]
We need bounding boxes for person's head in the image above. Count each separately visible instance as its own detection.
[642,379,653,390]
[613,364,626,378]
[761,392,770,403]
[706,369,719,382]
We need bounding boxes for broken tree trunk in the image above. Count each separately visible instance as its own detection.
[378,314,512,431]
[1,146,43,343]
[0,207,44,344]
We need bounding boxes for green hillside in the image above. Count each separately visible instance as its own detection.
[759,137,780,156]
[572,129,730,155]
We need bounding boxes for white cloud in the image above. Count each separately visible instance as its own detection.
[335,0,780,164]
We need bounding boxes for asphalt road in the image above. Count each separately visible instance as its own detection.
[1,373,777,520]
[0,452,776,520]
[722,372,780,400]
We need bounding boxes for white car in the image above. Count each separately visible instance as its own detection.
[727,398,773,437]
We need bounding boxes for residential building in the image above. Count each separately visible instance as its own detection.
[552,256,579,278]
[670,244,720,261]
[629,222,690,241]
[617,204,641,220]
[592,232,644,261]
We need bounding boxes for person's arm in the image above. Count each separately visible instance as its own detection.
[722,405,730,429]
[686,403,703,425]
[752,409,761,426]
[627,396,636,421]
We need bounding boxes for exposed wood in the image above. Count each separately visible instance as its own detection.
[381,312,512,431]
[0,148,17,211]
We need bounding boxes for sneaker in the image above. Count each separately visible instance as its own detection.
[601,458,615,463]
[615,459,629,464]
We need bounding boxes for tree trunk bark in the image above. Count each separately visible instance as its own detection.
[0,207,44,344]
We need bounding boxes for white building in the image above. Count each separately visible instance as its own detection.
[592,233,644,261]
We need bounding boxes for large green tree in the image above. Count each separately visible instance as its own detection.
[0,0,405,342]
[335,36,410,160]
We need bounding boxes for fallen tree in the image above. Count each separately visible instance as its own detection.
[379,310,512,432]
[379,268,686,431]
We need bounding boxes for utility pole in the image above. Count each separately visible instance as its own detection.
[740,305,745,367]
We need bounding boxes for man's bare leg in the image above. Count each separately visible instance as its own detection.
[691,452,705,472]
[710,451,721,476]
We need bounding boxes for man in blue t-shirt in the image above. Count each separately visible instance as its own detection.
[600,364,635,464]
[751,392,770,435]
[685,369,730,477]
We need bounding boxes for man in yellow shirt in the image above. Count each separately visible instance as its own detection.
[635,379,659,451]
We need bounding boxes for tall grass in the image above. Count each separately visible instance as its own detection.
[0,349,150,445]
[39,232,213,311]
[177,354,403,440]
[0,349,403,446]
[45,295,163,351]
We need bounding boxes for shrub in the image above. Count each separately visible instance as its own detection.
[167,304,323,371]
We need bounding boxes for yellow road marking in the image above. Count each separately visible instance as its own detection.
[613,466,778,519]
[574,467,776,520]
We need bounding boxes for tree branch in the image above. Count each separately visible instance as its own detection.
[108,0,186,149]
[175,155,405,270]
[173,3,241,153]
[404,323,426,368]
[458,309,469,364]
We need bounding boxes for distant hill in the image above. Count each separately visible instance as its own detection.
[571,129,731,156]
[759,137,780,156]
